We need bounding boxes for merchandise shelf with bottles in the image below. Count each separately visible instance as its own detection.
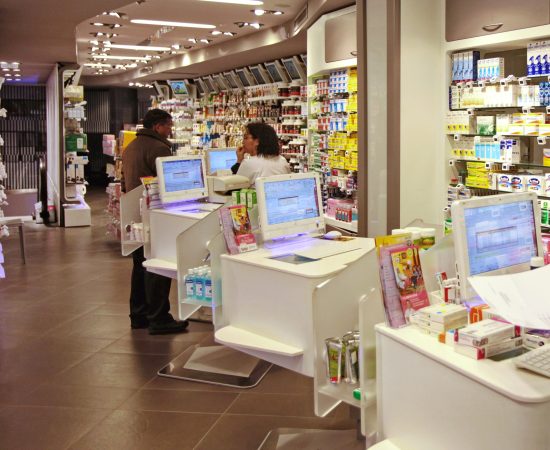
[308,67,359,232]
[444,33,550,231]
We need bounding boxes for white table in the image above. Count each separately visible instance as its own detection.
[0,215,33,264]
[375,324,550,450]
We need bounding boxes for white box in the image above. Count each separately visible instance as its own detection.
[63,203,91,227]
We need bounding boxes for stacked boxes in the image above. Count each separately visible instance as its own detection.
[527,41,550,76]
[465,161,493,189]
[451,51,480,82]
[477,58,505,80]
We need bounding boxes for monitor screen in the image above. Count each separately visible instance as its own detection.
[256,173,324,241]
[250,66,266,85]
[264,178,320,225]
[265,63,283,82]
[156,155,207,205]
[162,159,204,192]
[464,200,538,275]
[282,59,301,80]
[207,149,238,175]
[236,70,251,87]
[451,192,542,300]
[168,80,188,96]
[224,72,238,89]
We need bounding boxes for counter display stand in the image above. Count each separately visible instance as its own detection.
[216,239,385,449]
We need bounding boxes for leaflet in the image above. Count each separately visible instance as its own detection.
[468,265,550,330]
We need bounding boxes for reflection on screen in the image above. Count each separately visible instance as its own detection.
[250,67,265,84]
[236,70,250,87]
[224,74,238,89]
[464,200,538,275]
[264,178,319,225]
[162,159,204,192]
[208,150,237,175]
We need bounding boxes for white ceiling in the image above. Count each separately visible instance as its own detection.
[0,0,352,86]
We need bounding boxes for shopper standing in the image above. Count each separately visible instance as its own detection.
[231,122,291,185]
[121,109,188,334]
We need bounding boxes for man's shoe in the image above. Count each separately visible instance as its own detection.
[148,320,189,335]
[131,318,149,329]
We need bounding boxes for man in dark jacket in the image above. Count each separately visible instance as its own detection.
[122,109,188,334]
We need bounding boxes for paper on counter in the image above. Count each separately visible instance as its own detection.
[468,265,550,330]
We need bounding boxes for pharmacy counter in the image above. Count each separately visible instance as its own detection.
[375,324,550,450]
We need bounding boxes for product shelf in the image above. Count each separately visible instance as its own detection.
[451,158,550,169]
[318,379,376,409]
[324,215,358,233]
[181,297,219,307]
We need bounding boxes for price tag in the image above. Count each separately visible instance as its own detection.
[500,78,508,87]
[485,162,493,169]
[493,134,503,142]
[490,76,498,84]
[456,82,464,89]
[449,159,455,167]
[502,163,510,171]
[478,80,487,89]
[465,81,474,88]
[538,136,547,145]
[519,76,529,86]
[454,134,461,141]
[467,108,475,116]
[522,106,533,114]
[474,136,481,143]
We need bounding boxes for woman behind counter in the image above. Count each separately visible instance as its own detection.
[231,122,291,186]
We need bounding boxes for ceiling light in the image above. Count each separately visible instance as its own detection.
[129,82,135,86]
[12,68,20,72]
[125,63,138,68]
[223,31,237,36]
[273,10,283,15]
[89,39,99,45]
[91,46,99,52]
[92,22,104,26]
[106,44,171,51]
[250,22,262,29]
[153,55,161,59]
[250,8,284,16]
[2,68,9,72]
[14,74,20,77]
[211,30,222,35]
[200,0,264,5]
[170,50,176,54]
[172,44,180,50]
[84,63,111,68]
[188,38,197,43]
[92,55,150,61]
[131,19,215,29]
[254,9,265,15]
[200,39,212,44]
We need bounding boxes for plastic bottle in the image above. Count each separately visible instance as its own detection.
[184,269,195,300]
[204,269,213,302]
[194,267,205,301]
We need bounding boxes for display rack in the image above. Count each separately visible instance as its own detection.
[0,76,8,277]
[61,68,91,227]
[308,67,359,233]
[445,33,550,233]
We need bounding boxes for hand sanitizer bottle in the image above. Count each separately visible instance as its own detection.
[204,270,213,302]
[185,269,195,300]
[194,267,205,301]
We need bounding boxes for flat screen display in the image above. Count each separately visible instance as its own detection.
[224,73,238,89]
[168,80,188,95]
[250,67,266,85]
[208,150,237,175]
[464,200,538,275]
[162,159,205,192]
[263,178,320,225]
[236,70,250,87]
[282,59,300,80]
[265,63,283,82]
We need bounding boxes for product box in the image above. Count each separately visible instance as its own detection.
[476,116,495,135]
[455,319,520,347]
[507,124,524,135]
[524,329,550,349]
[455,336,523,360]
[469,304,490,323]
[496,114,512,133]
[416,303,468,324]
[526,175,545,194]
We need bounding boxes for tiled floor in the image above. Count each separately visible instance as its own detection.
[0,187,356,449]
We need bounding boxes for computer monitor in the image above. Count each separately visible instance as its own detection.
[281,56,306,82]
[235,68,254,87]
[223,71,242,89]
[451,192,543,300]
[256,173,325,241]
[264,61,289,83]
[206,148,238,175]
[156,155,207,205]
[249,64,270,85]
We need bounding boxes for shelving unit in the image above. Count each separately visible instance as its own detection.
[0,76,8,277]
[61,72,91,228]
[445,33,550,230]
[308,67,359,233]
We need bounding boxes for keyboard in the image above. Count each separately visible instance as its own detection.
[515,345,550,378]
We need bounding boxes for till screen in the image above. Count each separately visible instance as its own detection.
[208,150,237,175]
[162,159,204,192]
[464,200,538,275]
[264,178,320,225]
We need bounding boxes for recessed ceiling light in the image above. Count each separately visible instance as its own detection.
[273,10,283,15]
[131,19,215,29]
[14,74,20,77]
[250,22,262,29]
[223,31,237,36]
[106,44,171,51]
[253,9,265,15]
[12,68,20,72]
[84,63,111,67]
[188,38,197,44]
[172,44,180,50]
[200,0,264,5]
[129,82,135,86]
[211,30,222,35]
[200,39,212,44]
[89,39,99,45]
[2,68,9,72]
